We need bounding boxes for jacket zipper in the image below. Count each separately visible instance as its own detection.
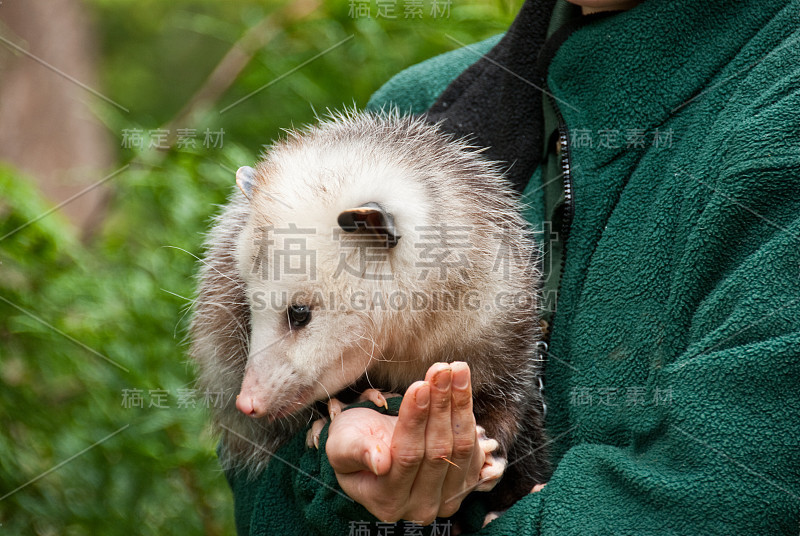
[543,94,574,349]
[556,124,574,244]
[535,94,574,420]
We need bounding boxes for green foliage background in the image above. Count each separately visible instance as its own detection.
[0,1,520,533]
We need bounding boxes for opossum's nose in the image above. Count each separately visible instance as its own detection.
[235,394,264,418]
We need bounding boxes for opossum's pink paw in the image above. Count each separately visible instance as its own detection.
[476,425,499,452]
[327,398,346,420]
[476,453,507,491]
[482,510,506,527]
[475,425,506,492]
[305,417,328,449]
[355,388,399,410]
[306,397,348,448]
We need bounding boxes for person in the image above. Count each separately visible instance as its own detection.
[225,0,800,533]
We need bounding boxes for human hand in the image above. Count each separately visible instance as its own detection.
[325,362,485,525]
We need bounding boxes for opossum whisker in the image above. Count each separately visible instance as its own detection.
[303,407,317,427]
[354,333,389,365]
[194,295,248,306]
[363,367,377,392]
[354,327,415,363]
[162,288,199,338]
[193,299,248,323]
[315,379,333,405]
[162,287,195,305]
[350,311,384,360]
[164,245,242,285]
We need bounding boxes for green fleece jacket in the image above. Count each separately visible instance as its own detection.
[227,0,800,534]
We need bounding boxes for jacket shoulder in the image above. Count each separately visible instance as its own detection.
[366,34,503,114]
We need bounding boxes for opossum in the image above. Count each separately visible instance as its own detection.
[190,110,549,511]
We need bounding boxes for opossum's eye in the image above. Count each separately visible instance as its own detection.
[288,304,311,328]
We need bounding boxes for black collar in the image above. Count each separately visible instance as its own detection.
[426,0,617,191]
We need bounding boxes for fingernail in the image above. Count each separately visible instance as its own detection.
[313,435,319,450]
[370,450,381,475]
[434,369,451,391]
[453,366,469,390]
[416,383,430,408]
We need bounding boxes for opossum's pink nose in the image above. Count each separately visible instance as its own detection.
[235,394,264,418]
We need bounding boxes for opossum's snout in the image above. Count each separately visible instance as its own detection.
[236,365,314,421]
[236,385,314,420]
[235,394,259,417]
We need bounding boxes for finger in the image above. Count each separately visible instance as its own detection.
[387,380,430,491]
[327,408,393,475]
[406,363,453,518]
[338,382,429,523]
[440,362,479,516]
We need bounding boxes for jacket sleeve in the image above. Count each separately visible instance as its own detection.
[228,399,397,536]
[472,106,800,535]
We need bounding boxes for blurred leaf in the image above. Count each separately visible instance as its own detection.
[0,1,521,533]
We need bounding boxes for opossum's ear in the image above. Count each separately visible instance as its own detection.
[236,166,256,200]
[337,202,401,248]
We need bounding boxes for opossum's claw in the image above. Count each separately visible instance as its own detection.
[357,388,389,410]
[307,392,398,449]
[475,425,506,492]
[306,397,349,449]
[306,417,328,449]
[356,388,402,410]
[327,398,346,420]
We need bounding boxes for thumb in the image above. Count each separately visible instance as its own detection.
[326,409,393,476]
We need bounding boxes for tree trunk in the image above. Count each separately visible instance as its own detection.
[0,0,114,238]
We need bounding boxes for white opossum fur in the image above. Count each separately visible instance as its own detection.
[191,109,548,509]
